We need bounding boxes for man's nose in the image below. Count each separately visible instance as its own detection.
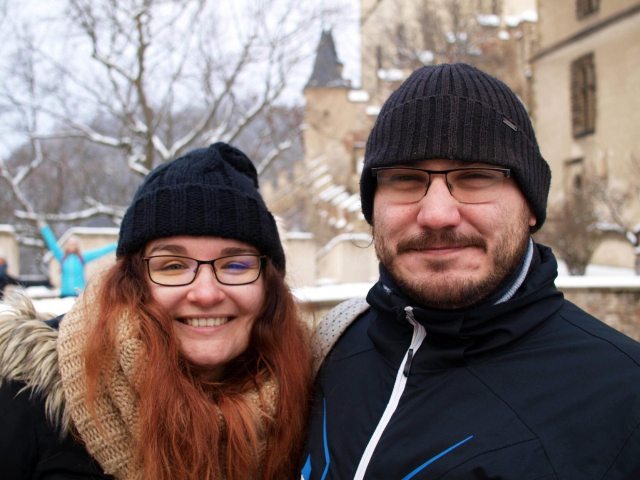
[186,265,226,306]
[416,174,462,229]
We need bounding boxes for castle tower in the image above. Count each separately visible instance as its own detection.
[303,30,364,190]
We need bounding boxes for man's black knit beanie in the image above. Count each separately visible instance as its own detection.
[117,142,285,271]
[360,63,551,232]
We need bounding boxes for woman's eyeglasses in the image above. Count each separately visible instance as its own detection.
[143,254,266,286]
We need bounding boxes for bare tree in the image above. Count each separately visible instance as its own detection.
[368,0,510,74]
[591,152,640,274]
[0,0,340,248]
[33,0,332,173]
[535,190,603,276]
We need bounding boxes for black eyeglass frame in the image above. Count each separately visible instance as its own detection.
[143,254,267,287]
[371,166,511,203]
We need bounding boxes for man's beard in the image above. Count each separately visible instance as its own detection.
[374,210,531,310]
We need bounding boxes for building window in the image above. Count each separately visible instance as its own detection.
[571,53,596,138]
[564,158,585,197]
[576,0,600,19]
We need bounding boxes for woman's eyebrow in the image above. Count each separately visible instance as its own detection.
[220,246,259,255]
[147,244,188,255]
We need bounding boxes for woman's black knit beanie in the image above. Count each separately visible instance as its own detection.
[360,63,551,232]
[117,142,285,271]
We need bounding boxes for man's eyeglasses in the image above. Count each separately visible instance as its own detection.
[372,167,511,204]
[143,254,266,287]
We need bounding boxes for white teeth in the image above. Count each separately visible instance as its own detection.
[184,318,229,327]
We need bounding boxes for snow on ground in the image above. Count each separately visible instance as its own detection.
[3,261,639,317]
[31,296,77,316]
[294,282,373,304]
[556,260,635,277]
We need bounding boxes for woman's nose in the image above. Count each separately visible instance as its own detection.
[186,265,226,306]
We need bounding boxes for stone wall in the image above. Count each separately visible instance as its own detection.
[561,286,640,341]
[300,284,640,342]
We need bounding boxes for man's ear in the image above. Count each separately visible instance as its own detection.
[529,213,537,228]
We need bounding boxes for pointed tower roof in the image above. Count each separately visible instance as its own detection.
[306,30,349,88]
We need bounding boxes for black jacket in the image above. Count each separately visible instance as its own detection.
[0,380,112,480]
[302,245,640,479]
[0,317,112,480]
[0,268,21,300]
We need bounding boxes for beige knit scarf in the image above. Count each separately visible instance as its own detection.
[57,281,277,480]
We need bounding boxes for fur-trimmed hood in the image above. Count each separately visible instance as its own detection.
[0,294,70,433]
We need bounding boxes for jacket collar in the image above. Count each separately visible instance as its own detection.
[366,243,564,369]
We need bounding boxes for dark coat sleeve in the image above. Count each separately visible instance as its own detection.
[603,420,640,479]
[0,380,113,480]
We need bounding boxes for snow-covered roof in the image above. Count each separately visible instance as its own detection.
[313,174,332,189]
[498,30,511,40]
[366,106,381,116]
[318,185,346,202]
[285,232,314,240]
[348,90,370,102]
[505,10,538,27]
[418,50,435,64]
[64,227,119,236]
[339,194,361,212]
[331,191,350,206]
[477,14,500,27]
[307,155,326,169]
[309,164,329,180]
[377,69,404,81]
[0,225,16,233]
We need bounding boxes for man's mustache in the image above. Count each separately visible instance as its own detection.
[396,230,487,255]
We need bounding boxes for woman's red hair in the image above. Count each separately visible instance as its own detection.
[84,252,312,479]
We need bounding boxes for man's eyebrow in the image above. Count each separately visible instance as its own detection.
[397,159,489,169]
[147,244,188,255]
[450,159,476,168]
[221,246,259,255]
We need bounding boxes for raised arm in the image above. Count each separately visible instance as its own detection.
[82,242,117,263]
[39,224,65,262]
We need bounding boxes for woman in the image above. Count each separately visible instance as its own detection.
[0,143,312,480]
[39,222,117,297]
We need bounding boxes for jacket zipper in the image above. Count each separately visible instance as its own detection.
[353,306,427,480]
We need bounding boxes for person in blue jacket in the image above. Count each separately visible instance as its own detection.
[39,223,117,297]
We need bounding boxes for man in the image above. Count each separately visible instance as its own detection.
[301,63,640,479]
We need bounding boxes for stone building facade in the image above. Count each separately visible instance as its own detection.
[263,0,540,252]
[532,0,640,269]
